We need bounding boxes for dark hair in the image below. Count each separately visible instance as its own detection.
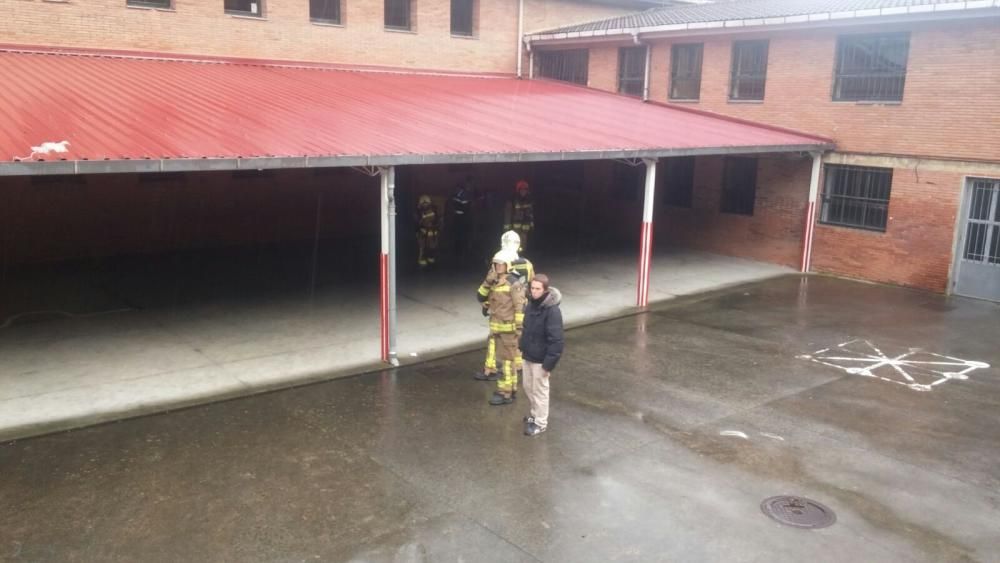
[531,273,550,290]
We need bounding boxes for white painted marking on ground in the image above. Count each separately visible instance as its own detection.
[799,339,990,391]
[760,433,785,441]
[719,430,749,439]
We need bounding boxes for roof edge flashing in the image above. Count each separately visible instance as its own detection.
[1,145,836,176]
[526,3,1000,42]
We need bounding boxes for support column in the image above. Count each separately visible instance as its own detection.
[800,152,823,273]
[379,166,399,366]
[636,158,657,307]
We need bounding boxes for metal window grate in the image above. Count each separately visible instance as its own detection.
[730,40,768,101]
[385,0,410,29]
[662,156,695,208]
[224,0,262,16]
[451,0,474,36]
[310,0,340,23]
[834,33,909,102]
[670,44,703,101]
[720,157,756,215]
[963,180,1000,264]
[820,165,892,232]
[535,50,589,85]
[618,46,647,97]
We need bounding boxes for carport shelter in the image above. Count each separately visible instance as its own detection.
[0,46,833,364]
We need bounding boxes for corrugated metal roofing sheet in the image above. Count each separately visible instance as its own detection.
[535,0,998,35]
[0,47,830,169]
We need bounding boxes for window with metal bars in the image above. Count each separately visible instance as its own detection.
[618,46,647,98]
[834,33,909,102]
[963,179,1000,264]
[670,44,703,101]
[128,0,171,8]
[729,40,768,101]
[384,0,411,30]
[720,157,757,215]
[310,0,341,24]
[535,50,589,85]
[224,0,262,16]
[661,156,695,208]
[451,0,474,36]
[820,165,892,231]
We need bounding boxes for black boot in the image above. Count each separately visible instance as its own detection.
[473,370,499,381]
[489,392,513,406]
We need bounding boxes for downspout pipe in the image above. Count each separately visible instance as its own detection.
[525,38,534,79]
[516,0,525,78]
[633,31,651,102]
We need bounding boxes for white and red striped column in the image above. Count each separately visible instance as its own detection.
[800,152,823,273]
[379,166,399,365]
[636,158,657,307]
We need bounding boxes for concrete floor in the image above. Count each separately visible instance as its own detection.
[0,246,790,440]
[2,275,998,562]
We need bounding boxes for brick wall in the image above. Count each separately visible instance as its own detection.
[4,0,635,74]
[811,167,964,293]
[578,17,1000,292]
[655,155,812,268]
[0,169,380,265]
[523,0,633,35]
[588,18,1000,163]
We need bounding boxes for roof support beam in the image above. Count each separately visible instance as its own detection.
[800,151,824,273]
[637,157,657,307]
[379,166,399,366]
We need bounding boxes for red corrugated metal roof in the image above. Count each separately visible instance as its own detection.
[0,46,831,168]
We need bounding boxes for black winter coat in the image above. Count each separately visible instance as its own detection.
[519,287,564,372]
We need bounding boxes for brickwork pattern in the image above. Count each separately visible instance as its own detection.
[811,168,963,292]
[656,155,811,268]
[584,18,1000,292]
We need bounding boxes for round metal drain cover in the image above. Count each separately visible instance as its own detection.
[760,496,836,529]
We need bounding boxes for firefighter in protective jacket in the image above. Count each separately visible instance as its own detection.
[415,194,440,268]
[479,249,525,405]
[503,180,534,252]
[475,231,533,384]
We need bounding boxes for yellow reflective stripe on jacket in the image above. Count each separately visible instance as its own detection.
[490,322,516,332]
[514,313,524,324]
[492,285,511,293]
[478,285,490,297]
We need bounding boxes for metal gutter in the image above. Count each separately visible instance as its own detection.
[1,143,836,176]
[527,1,1000,43]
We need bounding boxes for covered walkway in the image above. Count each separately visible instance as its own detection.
[0,247,791,440]
[1,46,830,437]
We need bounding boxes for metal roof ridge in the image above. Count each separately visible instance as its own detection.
[0,43,515,79]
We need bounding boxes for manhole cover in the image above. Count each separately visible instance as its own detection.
[760,496,836,529]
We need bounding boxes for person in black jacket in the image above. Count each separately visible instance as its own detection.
[519,273,564,436]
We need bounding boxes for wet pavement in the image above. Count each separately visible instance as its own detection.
[2,275,999,562]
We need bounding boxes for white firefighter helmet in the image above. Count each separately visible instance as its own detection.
[492,248,518,269]
[500,230,521,254]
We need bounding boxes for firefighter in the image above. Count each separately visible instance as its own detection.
[480,249,525,406]
[415,194,440,268]
[503,180,534,252]
[447,178,473,261]
[475,231,533,383]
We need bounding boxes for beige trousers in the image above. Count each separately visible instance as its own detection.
[522,361,550,429]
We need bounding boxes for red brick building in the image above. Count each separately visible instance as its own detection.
[528,0,1000,300]
[1,0,997,340]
